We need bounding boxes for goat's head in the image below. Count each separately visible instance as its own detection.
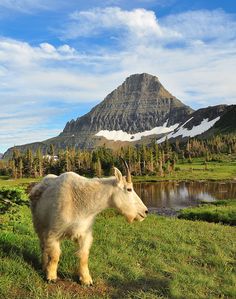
[112,160,148,223]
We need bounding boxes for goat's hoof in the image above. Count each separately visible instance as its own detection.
[46,278,58,284]
[79,277,93,286]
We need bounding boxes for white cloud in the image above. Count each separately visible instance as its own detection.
[63,6,180,43]
[63,7,236,47]
[0,109,61,152]
[0,38,79,67]
[0,128,61,152]
[70,7,163,36]
[0,7,236,152]
[0,37,130,100]
[162,9,236,42]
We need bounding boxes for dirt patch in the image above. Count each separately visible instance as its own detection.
[47,278,111,298]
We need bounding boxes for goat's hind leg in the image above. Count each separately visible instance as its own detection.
[39,235,48,272]
[43,238,61,283]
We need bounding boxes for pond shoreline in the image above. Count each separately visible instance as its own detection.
[133,178,236,183]
[134,180,236,216]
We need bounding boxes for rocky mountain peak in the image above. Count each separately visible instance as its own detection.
[63,73,193,136]
[119,72,161,93]
[102,73,171,105]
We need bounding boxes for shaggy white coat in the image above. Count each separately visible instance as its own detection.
[30,169,147,285]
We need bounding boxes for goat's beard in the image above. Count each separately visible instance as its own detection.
[125,214,135,223]
[134,214,145,222]
[125,213,145,223]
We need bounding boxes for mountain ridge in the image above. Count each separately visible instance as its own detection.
[3,73,236,158]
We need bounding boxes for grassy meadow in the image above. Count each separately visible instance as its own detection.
[0,157,236,298]
[0,205,236,299]
[134,158,236,182]
[0,176,39,187]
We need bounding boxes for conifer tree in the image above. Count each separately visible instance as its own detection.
[48,144,55,156]
[36,148,43,177]
[24,148,33,177]
[18,158,23,178]
[10,159,17,179]
[158,156,164,177]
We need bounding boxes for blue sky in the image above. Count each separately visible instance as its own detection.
[0,0,236,153]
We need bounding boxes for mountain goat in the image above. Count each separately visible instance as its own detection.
[29,161,148,285]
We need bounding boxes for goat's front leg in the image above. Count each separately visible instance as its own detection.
[77,231,93,285]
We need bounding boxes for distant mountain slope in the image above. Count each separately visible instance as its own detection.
[210,105,236,134]
[0,153,3,160]
[157,105,235,143]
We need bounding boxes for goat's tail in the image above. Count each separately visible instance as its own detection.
[29,183,45,202]
[29,182,46,213]
[29,174,57,213]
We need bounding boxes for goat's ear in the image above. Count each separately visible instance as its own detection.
[114,167,123,184]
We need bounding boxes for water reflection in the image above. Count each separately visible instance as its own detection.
[134,181,236,211]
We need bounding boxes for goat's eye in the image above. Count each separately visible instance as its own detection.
[127,188,132,192]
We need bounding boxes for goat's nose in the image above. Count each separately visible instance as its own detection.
[145,209,149,214]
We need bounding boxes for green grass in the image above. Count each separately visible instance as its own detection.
[0,177,40,187]
[0,205,236,298]
[178,200,236,225]
[134,158,236,182]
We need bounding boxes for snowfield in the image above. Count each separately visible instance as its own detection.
[95,116,221,143]
[157,116,221,143]
[95,121,179,142]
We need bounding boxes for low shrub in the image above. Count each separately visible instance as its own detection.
[0,186,28,214]
[178,200,236,225]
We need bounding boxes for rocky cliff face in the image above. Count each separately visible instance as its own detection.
[63,73,193,135]
[50,73,193,149]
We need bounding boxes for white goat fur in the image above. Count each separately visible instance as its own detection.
[30,169,148,285]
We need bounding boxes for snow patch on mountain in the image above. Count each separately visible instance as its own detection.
[95,122,179,142]
[157,116,221,143]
